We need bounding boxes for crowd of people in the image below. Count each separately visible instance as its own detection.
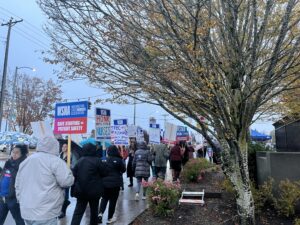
[0,136,217,225]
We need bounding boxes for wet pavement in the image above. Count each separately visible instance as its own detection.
[2,156,173,225]
[58,176,149,225]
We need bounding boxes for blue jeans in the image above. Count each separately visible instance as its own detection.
[136,177,148,196]
[64,188,69,201]
[24,218,57,225]
[0,197,25,225]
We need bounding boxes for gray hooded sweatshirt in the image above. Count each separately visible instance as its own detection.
[15,136,74,221]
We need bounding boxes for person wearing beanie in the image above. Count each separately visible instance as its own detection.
[70,143,107,225]
[98,145,126,224]
[15,136,74,225]
[0,144,28,225]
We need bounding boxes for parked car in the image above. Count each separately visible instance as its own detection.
[28,142,37,149]
[0,144,7,152]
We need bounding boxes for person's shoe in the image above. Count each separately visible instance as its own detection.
[142,196,147,200]
[58,212,65,219]
[128,184,133,187]
[58,199,70,219]
[107,217,117,224]
[97,213,102,223]
[135,193,139,201]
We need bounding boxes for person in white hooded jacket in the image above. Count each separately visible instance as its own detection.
[15,136,74,225]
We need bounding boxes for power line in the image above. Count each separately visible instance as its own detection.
[62,93,111,102]
[0,8,50,48]
[0,6,50,42]
[13,28,48,49]
[0,13,49,49]
[14,27,49,48]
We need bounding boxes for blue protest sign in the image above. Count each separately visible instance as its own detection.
[55,101,88,118]
[95,108,111,141]
[150,124,160,129]
[113,119,128,126]
[54,101,88,134]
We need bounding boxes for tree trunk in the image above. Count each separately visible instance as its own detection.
[220,138,255,225]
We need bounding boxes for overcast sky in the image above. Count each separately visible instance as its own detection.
[0,1,274,135]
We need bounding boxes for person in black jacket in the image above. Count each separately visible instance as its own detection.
[127,140,136,187]
[70,143,107,225]
[98,145,126,224]
[0,144,27,225]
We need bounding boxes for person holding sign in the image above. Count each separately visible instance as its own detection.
[126,140,136,187]
[98,145,126,224]
[152,138,169,180]
[170,142,184,182]
[70,143,107,225]
[16,136,74,225]
[118,145,128,191]
[58,143,77,219]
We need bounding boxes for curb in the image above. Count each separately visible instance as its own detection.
[128,205,149,225]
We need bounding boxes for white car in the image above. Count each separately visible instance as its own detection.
[0,144,8,152]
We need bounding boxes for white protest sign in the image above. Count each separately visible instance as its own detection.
[164,122,177,142]
[111,119,128,145]
[136,126,144,142]
[31,121,54,139]
[128,125,137,138]
[149,128,160,144]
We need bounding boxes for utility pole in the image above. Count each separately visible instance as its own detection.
[0,18,23,131]
[162,114,168,128]
[133,98,136,125]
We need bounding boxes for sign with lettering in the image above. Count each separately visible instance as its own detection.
[54,101,88,134]
[95,108,111,142]
[164,122,177,142]
[176,126,189,141]
[149,125,160,144]
[111,119,128,145]
[136,126,144,142]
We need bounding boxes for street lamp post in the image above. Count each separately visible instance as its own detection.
[6,66,35,131]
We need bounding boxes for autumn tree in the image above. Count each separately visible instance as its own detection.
[38,0,300,224]
[8,74,62,133]
[277,79,300,118]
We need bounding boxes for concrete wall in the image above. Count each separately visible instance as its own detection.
[256,152,300,186]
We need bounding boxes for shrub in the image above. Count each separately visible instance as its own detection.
[275,179,300,217]
[181,158,213,182]
[252,178,275,213]
[294,218,300,225]
[144,179,181,217]
[248,142,271,185]
[253,178,300,217]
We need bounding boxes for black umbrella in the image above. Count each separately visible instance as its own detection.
[57,138,83,158]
